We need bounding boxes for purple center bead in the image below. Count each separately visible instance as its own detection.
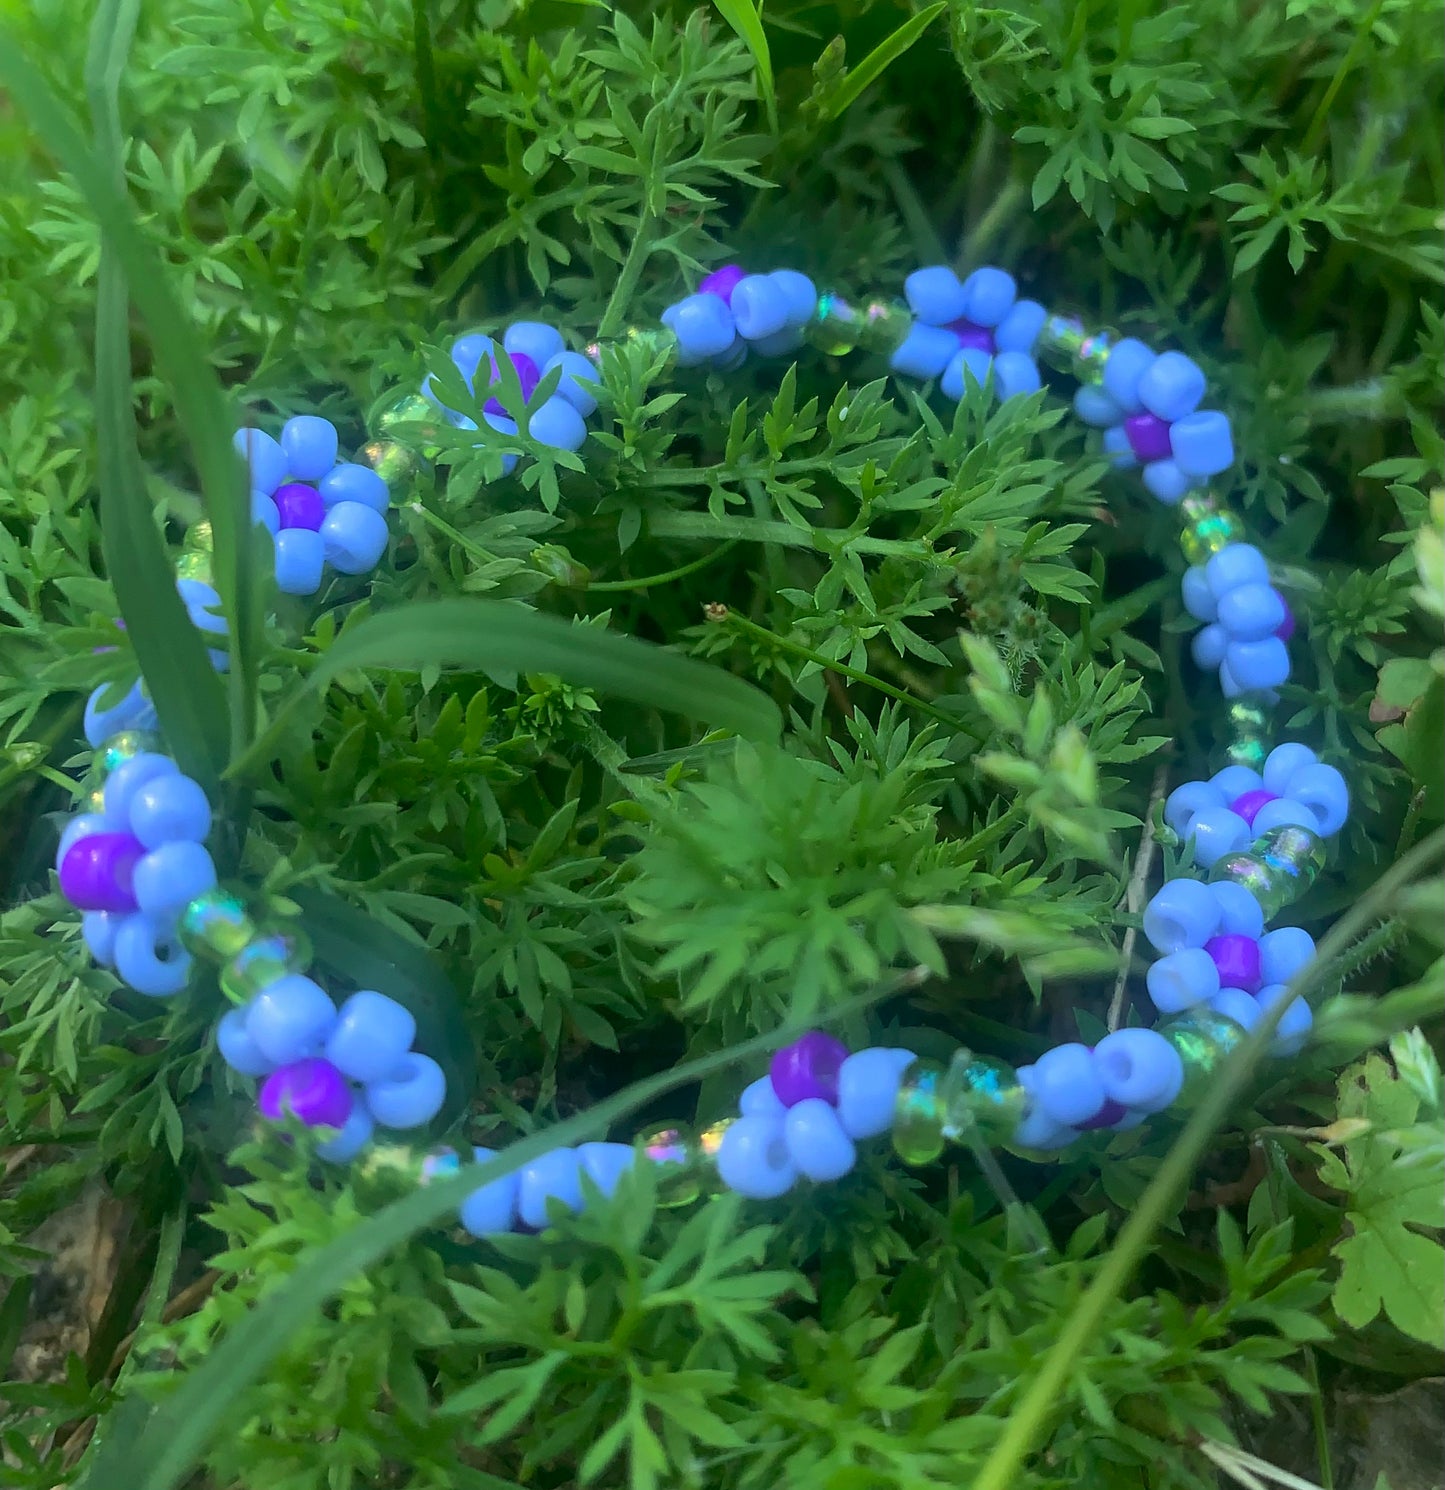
[1078,1097,1128,1131]
[770,1031,849,1107]
[1229,788,1278,827]
[274,481,325,531]
[1124,412,1175,463]
[484,351,541,415]
[1275,601,1296,642]
[259,1058,354,1129]
[58,833,145,913]
[1205,933,1263,993]
[947,319,996,355]
[697,264,747,303]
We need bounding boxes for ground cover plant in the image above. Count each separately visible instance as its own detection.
[0,0,1442,1487]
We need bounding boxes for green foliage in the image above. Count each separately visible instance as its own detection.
[1,0,1442,1486]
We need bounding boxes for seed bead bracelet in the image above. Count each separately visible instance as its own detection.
[53,258,1352,1236]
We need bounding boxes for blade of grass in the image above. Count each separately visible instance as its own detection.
[816,2,948,123]
[3,16,261,768]
[226,598,782,779]
[970,825,1445,1490]
[712,0,777,133]
[75,970,928,1490]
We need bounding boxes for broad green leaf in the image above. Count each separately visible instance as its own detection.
[1331,1224,1445,1348]
[815,3,948,123]
[712,0,776,132]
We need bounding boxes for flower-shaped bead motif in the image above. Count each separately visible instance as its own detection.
[1180,544,1296,696]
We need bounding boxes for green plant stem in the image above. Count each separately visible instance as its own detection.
[587,541,738,592]
[597,214,656,339]
[407,501,503,565]
[1305,1347,1334,1490]
[721,610,983,739]
[969,825,1445,1490]
[1300,0,1386,159]
[410,0,443,165]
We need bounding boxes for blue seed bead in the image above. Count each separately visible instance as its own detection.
[1165,780,1225,836]
[113,914,192,997]
[1209,881,1265,940]
[836,1047,917,1140]
[1251,797,1316,836]
[740,1075,786,1119]
[1102,426,1137,467]
[128,773,212,849]
[451,333,493,381]
[578,1141,635,1198]
[1143,459,1193,505]
[1191,625,1229,670]
[1285,763,1349,836]
[1011,1068,1076,1149]
[104,752,177,826]
[84,679,158,748]
[247,974,338,1065]
[1146,947,1222,1013]
[1210,987,1262,1032]
[461,1146,521,1235]
[58,813,117,872]
[730,275,791,340]
[319,462,389,514]
[1263,742,1317,795]
[482,412,521,478]
[251,492,281,534]
[1073,384,1124,427]
[1170,410,1234,478]
[516,1147,584,1227]
[1259,927,1316,985]
[749,326,805,357]
[783,1098,857,1182]
[768,269,818,326]
[133,841,216,917]
[364,1053,446,1130]
[1030,1043,1106,1126]
[1205,543,1269,600]
[543,351,602,417]
[714,336,747,371]
[178,578,229,669]
[1181,567,1218,622]
[889,323,959,380]
[903,264,968,325]
[320,502,389,575]
[1144,878,1222,953]
[715,1113,798,1199]
[280,415,338,481]
[960,266,1016,327]
[1211,765,1264,800]
[274,528,326,596]
[316,1104,375,1163]
[941,347,992,400]
[1226,637,1290,692]
[503,321,565,368]
[324,990,416,1084]
[1137,350,1206,422]
[1219,658,1243,699]
[234,428,287,496]
[1257,983,1312,1055]
[994,298,1047,354]
[83,910,119,966]
[528,395,588,453]
[993,350,1042,400]
[1093,1028,1184,1112]
[1217,582,1287,641]
[217,1006,275,1076]
[1101,338,1157,413]
[660,294,736,366]
[1184,804,1250,868]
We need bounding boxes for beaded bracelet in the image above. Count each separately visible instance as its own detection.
[54,258,1352,1234]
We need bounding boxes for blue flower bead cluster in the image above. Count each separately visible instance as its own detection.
[659,263,820,367]
[1182,544,1297,695]
[233,416,391,597]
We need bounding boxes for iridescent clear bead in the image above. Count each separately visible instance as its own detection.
[376,391,449,444]
[1160,1008,1248,1104]
[1036,313,1087,374]
[855,298,913,356]
[635,1124,701,1207]
[1254,823,1326,892]
[358,438,417,487]
[1208,851,1292,920]
[1224,698,1273,773]
[175,549,214,584]
[805,291,862,356]
[183,520,214,556]
[95,730,165,779]
[219,922,314,1003]
[1178,492,1245,565]
[938,1049,1030,1144]
[178,888,257,963]
[1074,328,1116,384]
[892,1059,946,1166]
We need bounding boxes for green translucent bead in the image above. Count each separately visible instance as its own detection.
[1074,328,1116,384]
[635,1124,701,1208]
[892,1059,946,1166]
[80,784,108,815]
[1178,491,1246,565]
[938,1049,1029,1144]
[178,888,257,963]
[1160,1009,1248,1105]
[1224,699,1273,773]
[175,548,214,584]
[805,291,862,356]
[855,297,913,356]
[1208,851,1293,920]
[1254,823,1326,891]
[220,923,313,1003]
[1035,313,1087,374]
[184,520,214,556]
[356,1142,430,1200]
[359,438,418,487]
[624,324,679,368]
[1225,732,1269,773]
[376,391,449,444]
[95,730,165,779]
